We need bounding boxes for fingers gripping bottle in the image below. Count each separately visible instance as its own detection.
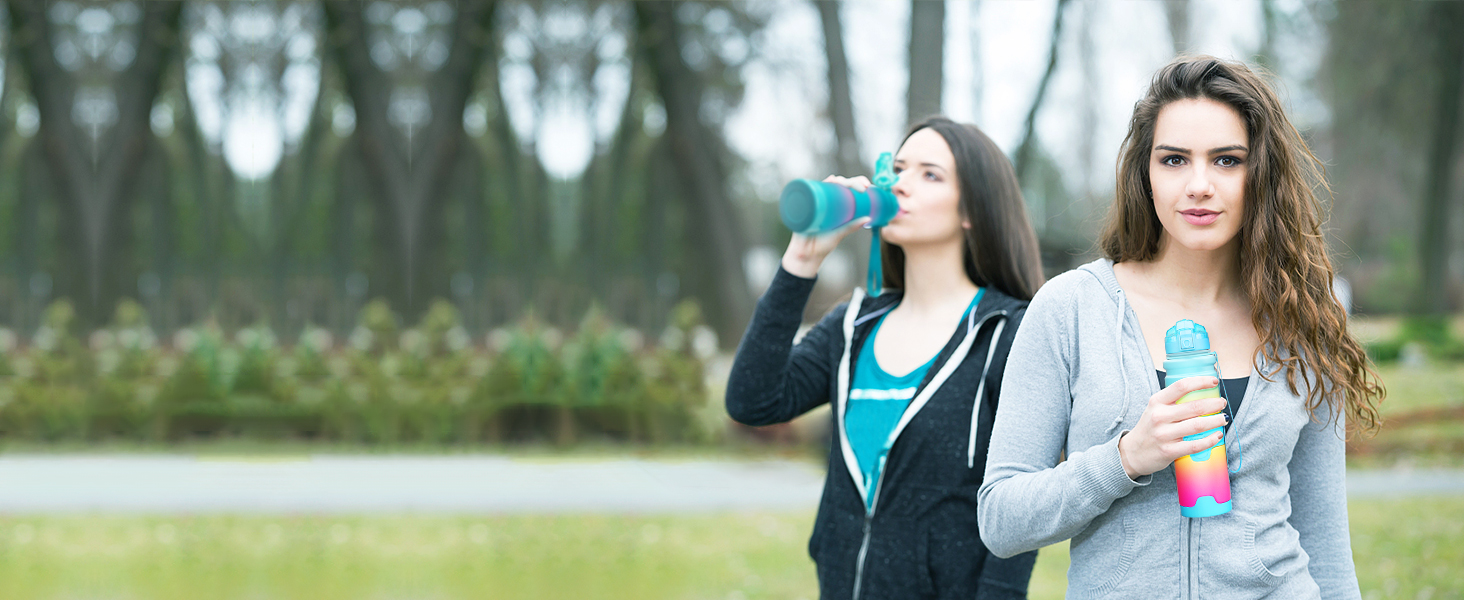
[1164,319,1233,518]
[778,153,900,296]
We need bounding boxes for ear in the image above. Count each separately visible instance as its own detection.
[961,220,972,230]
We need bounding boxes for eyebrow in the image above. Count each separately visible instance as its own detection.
[893,159,949,173]
[1153,144,1249,154]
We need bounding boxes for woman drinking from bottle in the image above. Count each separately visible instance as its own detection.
[978,56,1383,599]
[726,116,1045,599]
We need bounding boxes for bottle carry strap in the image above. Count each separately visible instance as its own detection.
[1219,378,1242,473]
[867,228,883,297]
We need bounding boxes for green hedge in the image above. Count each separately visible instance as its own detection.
[0,299,713,446]
[1364,316,1464,363]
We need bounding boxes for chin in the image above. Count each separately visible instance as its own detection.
[1172,234,1237,253]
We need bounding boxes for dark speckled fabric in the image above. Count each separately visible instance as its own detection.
[727,267,1037,600]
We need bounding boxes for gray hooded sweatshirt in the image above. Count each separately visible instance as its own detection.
[978,259,1360,599]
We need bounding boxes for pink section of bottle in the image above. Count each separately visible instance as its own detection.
[1174,445,1231,507]
[836,186,856,224]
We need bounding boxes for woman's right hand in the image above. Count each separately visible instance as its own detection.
[1117,376,1230,480]
[780,176,875,279]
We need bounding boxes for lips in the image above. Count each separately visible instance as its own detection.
[1180,209,1219,226]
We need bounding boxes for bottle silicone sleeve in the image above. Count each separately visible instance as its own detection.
[1166,353,1233,518]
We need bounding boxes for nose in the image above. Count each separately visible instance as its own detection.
[1185,163,1215,199]
[891,170,913,198]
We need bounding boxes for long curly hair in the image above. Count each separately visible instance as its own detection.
[1098,56,1384,436]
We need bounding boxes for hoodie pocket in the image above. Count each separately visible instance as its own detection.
[1244,516,1303,584]
[1199,513,1295,594]
[1068,514,1138,597]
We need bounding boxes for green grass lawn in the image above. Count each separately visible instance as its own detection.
[0,498,1457,599]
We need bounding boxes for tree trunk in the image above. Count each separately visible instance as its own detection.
[322,0,496,321]
[1415,3,1464,316]
[458,141,487,334]
[1165,0,1190,56]
[143,137,175,331]
[271,66,332,339]
[817,0,863,176]
[634,1,753,344]
[1257,0,1278,71]
[174,65,223,315]
[906,0,945,125]
[482,33,535,307]
[331,140,364,334]
[15,142,45,335]
[7,0,183,327]
[1013,0,1070,184]
[814,0,873,295]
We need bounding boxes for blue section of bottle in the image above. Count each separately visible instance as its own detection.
[1164,350,1226,448]
[778,180,899,234]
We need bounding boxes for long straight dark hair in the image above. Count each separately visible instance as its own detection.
[879,116,1045,301]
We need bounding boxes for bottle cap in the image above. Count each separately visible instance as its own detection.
[872,152,896,189]
[1165,319,1211,354]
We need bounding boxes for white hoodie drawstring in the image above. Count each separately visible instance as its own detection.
[967,316,1008,468]
[1107,290,1130,435]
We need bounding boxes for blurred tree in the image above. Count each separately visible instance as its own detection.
[1256,0,1277,71]
[8,0,183,326]
[1325,1,1463,315]
[817,0,861,178]
[322,0,496,321]
[816,0,872,295]
[1164,0,1189,57]
[905,0,943,125]
[1013,0,1069,184]
[1415,2,1464,317]
[633,0,755,343]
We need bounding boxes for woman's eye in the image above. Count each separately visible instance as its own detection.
[1217,156,1242,167]
[924,171,939,181]
[1162,156,1185,167]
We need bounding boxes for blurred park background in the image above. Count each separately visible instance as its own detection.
[0,0,1461,598]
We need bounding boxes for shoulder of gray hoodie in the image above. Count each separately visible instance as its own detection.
[977,258,1360,600]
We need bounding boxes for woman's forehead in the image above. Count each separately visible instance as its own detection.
[1152,98,1248,149]
[896,128,955,167]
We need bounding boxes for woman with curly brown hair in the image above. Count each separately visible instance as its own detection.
[977,56,1383,599]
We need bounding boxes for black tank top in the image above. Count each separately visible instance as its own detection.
[1157,370,1247,429]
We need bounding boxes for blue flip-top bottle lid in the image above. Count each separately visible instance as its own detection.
[1165,319,1211,354]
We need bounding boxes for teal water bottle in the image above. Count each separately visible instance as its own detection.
[778,153,899,295]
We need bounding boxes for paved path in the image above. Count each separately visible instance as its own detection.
[0,455,825,514]
[1344,467,1464,498]
[0,455,1458,514]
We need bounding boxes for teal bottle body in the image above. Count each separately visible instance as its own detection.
[779,180,900,235]
[1164,319,1233,518]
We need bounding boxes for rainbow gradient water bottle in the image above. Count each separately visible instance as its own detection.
[1164,319,1233,518]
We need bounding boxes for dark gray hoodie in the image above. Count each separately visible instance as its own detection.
[978,259,1360,599]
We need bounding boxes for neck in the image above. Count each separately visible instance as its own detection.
[895,239,979,315]
[1145,234,1243,307]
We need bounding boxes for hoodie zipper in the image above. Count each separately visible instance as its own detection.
[846,309,1007,600]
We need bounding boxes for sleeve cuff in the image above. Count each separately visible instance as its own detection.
[762,265,818,306]
[1077,433,1150,503]
[775,264,817,285]
[1116,430,1153,486]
